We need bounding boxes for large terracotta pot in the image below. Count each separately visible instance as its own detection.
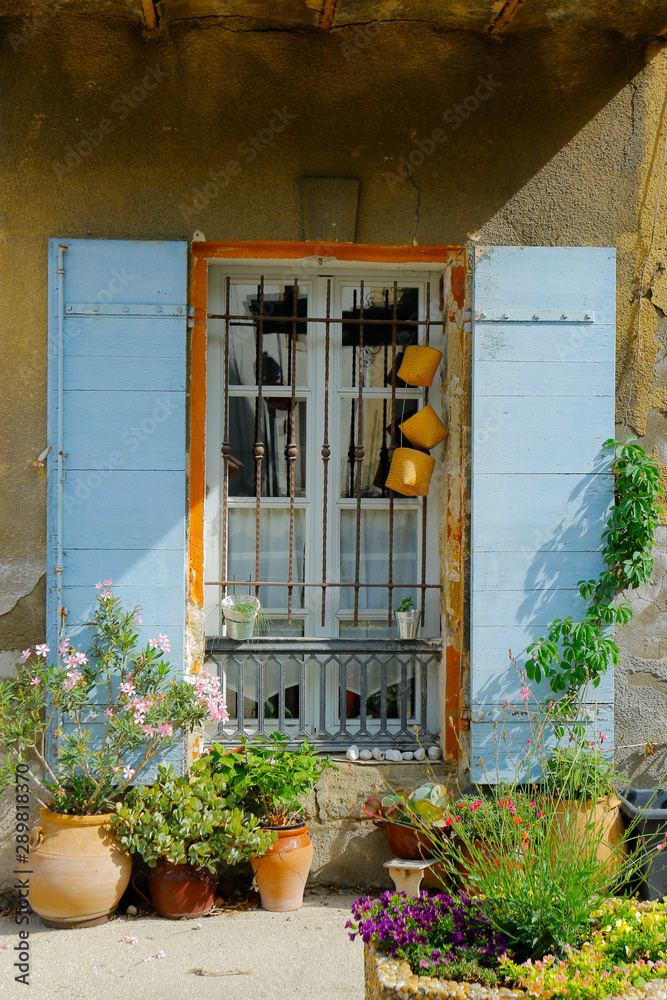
[554,795,626,869]
[28,807,132,928]
[136,860,217,919]
[382,821,436,861]
[251,822,313,911]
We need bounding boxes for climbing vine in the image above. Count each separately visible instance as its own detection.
[525,437,663,701]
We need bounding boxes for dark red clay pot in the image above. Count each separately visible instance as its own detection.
[135,860,217,919]
[382,821,436,860]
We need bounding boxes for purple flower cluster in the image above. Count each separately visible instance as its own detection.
[346,890,508,971]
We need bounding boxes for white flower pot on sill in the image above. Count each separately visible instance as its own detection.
[221,595,260,640]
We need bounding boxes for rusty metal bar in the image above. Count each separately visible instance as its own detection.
[221,277,231,604]
[279,659,286,732]
[208,312,446,328]
[353,281,364,626]
[253,278,265,598]
[387,281,398,625]
[287,278,299,626]
[210,580,442,589]
[421,280,431,626]
[321,279,331,627]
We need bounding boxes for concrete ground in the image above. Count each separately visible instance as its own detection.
[0,887,365,999]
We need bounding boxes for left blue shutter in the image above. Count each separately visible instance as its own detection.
[46,239,188,683]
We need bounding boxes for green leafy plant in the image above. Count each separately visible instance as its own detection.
[363,782,452,827]
[0,584,228,815]
[543,742,619,801]
[110,764,276,873]
[396,597,416,613]
[197,734,333,826]
[526,437,662,701]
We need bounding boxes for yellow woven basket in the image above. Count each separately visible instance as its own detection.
[385,448,435,497]
[397,345,443,387]
[399,405,448,450]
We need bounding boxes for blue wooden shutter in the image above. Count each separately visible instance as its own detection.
[471,246,616,782]
[46,239,188,764]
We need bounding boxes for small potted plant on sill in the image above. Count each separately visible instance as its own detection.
[221,594,270,639]
[197,735,333,911]
[0,583,229,928]
[110,764,275,919]
[394,596,421,639]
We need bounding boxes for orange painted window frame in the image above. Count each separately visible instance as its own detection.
[187,240,467,759]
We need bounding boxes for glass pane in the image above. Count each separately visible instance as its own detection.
[227,507,306,608]
[228,282,308,386]
[342,658,416,721]
[339,621,395,638]
[264,619,305,638]
[264,659,301,720]
[340,397,420,498]
[339,508,418,610]
[228,397,307,498]
[341,285,419,387]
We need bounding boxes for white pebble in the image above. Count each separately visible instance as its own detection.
[359,749,373,760]
[427,746,442,760]
[346,745,359,761]
[402,751,414,761]
[371,747,385,761]
[126,905,137,916]
[385,749,402,762]
[413,748,426,761]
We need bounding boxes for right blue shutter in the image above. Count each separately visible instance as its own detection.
[470,246,616,782]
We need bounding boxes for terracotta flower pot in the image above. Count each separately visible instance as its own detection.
[251,822,313,911]
[554,795,626,869]
[455,839,509,893]
[28,807,132,928]
[135,860,217,919]
[382,821,436,860]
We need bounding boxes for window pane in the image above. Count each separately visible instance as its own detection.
[339,397,419,498]
[341,285,419,387]
[342,658,416,721]
[227,508,306,608]
[339,620,395,638]
[228,283,308,386]
[228,398,307,498]
[339,508,419,610]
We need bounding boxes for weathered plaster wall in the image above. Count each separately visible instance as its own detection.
[1,14,667,886]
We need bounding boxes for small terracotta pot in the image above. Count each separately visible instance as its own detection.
[29,807,132,928]
[134,860,217,919]
[382,821,436,861]
[553,795,626,870]
[455,839,509,893]
[251,822,313,912]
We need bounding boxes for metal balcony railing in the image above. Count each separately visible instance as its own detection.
[205,637,442,751]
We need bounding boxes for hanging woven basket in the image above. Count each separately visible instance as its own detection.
[385,448,435,497]
[399,405,448,450]
[397,345,443,387]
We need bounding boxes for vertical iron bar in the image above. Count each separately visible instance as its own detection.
[387,281,398,625]
[339,657,348,734]
[287,279,299,626]
[380,658,388,736]
[253,278,265,599]
[353,282,365,626]
[321,279,331,626]
[221,277,231,607]
[279,659,286,734]
[359,659,367,737]
[400,658,408,733]
[237,657,245,736]
[421,282,431,625]
[298,656,306,733]
[420,654,428,736]
[319,659,328,735]
[257,656,265,737]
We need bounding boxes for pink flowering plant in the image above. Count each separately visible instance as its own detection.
[0,584,229,815]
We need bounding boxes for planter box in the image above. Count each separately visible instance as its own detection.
[620,789,667,901]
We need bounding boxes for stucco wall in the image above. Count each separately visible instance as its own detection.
[1,14,667,889]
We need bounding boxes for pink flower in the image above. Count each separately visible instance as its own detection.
[20,649,31,662]
[104,579,112,587]
[101,590,113,601]
[119,679,135,696]
[29,677,40,687]
[64,669,83,691]
[142,725,157,737]
[104,708,114,719]
[600,733,608,743]
[503,698,509,710]
[548,700,554,710]
[35,644,50,658]
[122,934,138,945]
[122,766,135,781]
[157,721,173,737]
[71,651,88,666]
[93,964,103,971]
[95,582,103,589]
[58,639,70,656]
[150,634,171,654]
[136,616,142,624]
[519,685,530,705]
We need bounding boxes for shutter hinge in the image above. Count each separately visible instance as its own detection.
[65,303,187,317]
[475,309,594,323]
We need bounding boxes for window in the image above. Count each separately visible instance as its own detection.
[203,259,445,747]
